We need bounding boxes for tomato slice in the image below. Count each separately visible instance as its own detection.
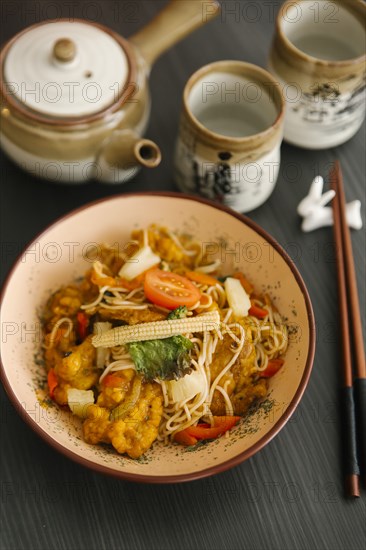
[144,269,201,310]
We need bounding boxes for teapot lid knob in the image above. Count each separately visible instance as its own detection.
[53,38,76,62]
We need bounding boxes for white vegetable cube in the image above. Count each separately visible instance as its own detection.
[224,277,251,318]
[67,388,95,419]
[167,368,206,403]
[118,246,160,281]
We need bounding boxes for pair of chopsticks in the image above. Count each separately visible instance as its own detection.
[330,161,366,498]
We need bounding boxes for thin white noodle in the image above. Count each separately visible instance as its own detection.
[223,379,231,392]
[107,286,143,293]
[143,229,148,248]
[207,284,227,308]
[104,297,146,306]
[223,308,232,324]
[81,285,110,310]
[97,303,149,310]
[110,346,130,359]
[195,259,222,273]
[193,294,213,311]
[197,333,207,367]
[215,384,234,416]
[45,317,73,349]
[222,325,241,345]
[166,229,198,256]
[160,381,169,408]
[99,360,135,383]
[207,323,245,409]
[82,284,147,312]
[164,408,189,432]
[124,288,145,300]
[183,403,191,421]
[255,345,269,371]
[105,292,145,305]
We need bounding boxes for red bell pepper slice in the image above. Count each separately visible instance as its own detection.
[233,272,254,295]
[249,303,268,319]
[185,416,241,440]
[261,358,285,378]
[76,311,89,341]
[174,430,198,446]
[47,368,58,399]
[175,416,241,446]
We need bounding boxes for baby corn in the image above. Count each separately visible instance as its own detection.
[92,310,220,348]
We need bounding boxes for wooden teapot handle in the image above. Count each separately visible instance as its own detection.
[130,0,220,66]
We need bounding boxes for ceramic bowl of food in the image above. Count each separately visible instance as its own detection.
[0,193,315,482]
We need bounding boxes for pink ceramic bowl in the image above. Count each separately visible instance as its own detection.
[0,193,315,482]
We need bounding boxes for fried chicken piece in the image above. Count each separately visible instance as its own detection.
[98,307,166,325]
[54,336,98,390]
[97,369,135,409]
[83,405,111,445]
[107,382,163,459]
[210,322,266,417]
[83,382,163,459]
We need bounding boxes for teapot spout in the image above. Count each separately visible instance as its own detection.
[96,130,161,184]
[133,138,162,169]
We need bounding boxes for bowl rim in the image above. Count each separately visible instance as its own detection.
[0,191,316,483]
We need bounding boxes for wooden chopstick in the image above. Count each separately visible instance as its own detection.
[334,161,366,379]
[331,161,366,489]
[330,161,363,497]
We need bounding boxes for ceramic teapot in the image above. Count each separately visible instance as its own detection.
[0,0,219,183]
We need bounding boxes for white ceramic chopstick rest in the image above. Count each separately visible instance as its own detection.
[301,200,363,232]
[298,177,363,232]
[297,176,333,217]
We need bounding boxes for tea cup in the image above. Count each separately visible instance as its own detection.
[268,0,366,149]
[174,61,285,213]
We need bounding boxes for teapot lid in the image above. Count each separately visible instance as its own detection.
[2,20,132,120]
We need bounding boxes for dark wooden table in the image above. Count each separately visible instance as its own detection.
[1,2,365,549]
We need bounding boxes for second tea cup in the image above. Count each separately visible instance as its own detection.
[268,0,366,149]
